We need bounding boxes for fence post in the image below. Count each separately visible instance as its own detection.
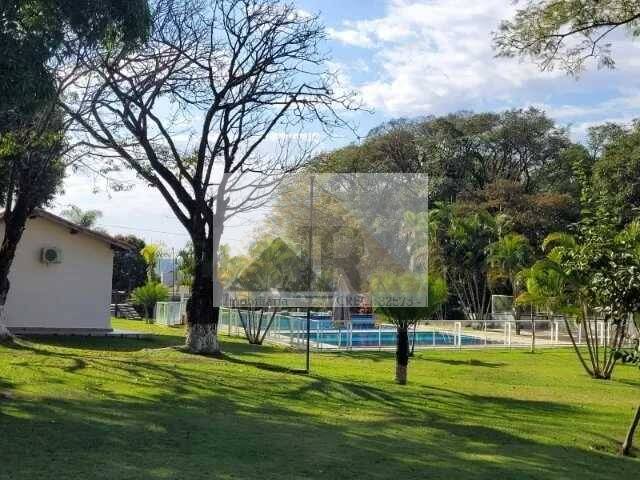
[289,317,294,346]
[578,322,582,344]
[455,321,462,348]
[503,322,512,348]
[378,325,382,351]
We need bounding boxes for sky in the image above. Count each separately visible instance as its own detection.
[53,0,640,256]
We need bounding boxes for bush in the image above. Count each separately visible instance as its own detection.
[130,282,169,321]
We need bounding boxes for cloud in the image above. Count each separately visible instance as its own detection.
[328,0,640,121]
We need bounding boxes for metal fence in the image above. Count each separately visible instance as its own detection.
[152,302,638,351]
[218,308,638,351]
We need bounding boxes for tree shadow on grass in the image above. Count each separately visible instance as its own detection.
[2,336,638,478]
[17,334,184,352]
[424,358,507,368]
[222,353,308,375]
[0,373,637,480]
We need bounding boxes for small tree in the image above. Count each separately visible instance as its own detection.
[112,235,147,293]
[371,272,447,385]
[61,205,103,228]
[177,243,195,287]
[236,306,278,345]
[516,259,569,354]
[140,244,164,284]
[231,237,307,344]
[488,232,533,337]
[130,283,170,321]
[520,223,640,379]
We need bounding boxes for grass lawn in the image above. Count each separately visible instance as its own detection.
[0,319,639,479]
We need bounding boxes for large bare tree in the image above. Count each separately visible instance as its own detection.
[61,0,356,353]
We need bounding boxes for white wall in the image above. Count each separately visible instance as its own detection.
[0,217,114,331]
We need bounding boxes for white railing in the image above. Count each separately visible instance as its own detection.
[155,300,187,326]
[152,305,637,352]
[217,309,619,351]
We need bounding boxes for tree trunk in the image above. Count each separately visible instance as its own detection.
[409,322,417,357]
[622,405,640,456]
[185,231,220,355]
[0,204,30,342]
[395,326,410,385]
[531,319,536,353]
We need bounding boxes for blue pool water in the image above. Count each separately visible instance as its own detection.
[282,329,491,348]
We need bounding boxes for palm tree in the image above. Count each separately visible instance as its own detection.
[400,211,430,272]
[140,244,164,283]
[371,272,448,384]
[61,205,103,228]
[516,260,571,353]
[488,233,533,336]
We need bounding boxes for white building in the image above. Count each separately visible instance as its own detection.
[0,209,131,334]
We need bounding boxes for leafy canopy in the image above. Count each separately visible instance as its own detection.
[494,0,640,75]
[371,272,448,329]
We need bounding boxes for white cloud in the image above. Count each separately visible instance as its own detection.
[329,0,640,119]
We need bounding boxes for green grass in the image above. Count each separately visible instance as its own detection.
[0,319,639,479]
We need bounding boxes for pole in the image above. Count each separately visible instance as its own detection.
[305,175,314,373]
[172,247,176,298]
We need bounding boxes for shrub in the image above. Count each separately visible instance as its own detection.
[130,282,169,321]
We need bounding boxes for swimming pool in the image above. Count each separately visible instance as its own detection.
[281,329,493,348]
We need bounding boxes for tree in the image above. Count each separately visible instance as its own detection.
[61,205,103,228]
[218,245,247,289]
[140,244,164,284]
[0,113,66,338]
[488,232,534,344]
[314,109,574,201]
[0,0,150,340]
[130,282,169,320]
[371,272,447,384]
[617,314,640,456]
[521,220,640,380]
[461,179,579,248]
[401,211,430,273]
[229,237,309,344]
[232,237,307,292]
[430,205,497,321]
[488,233,533,292]
[516,258,569,354]
[592,121,640,224]
[62,0,355,354]
[176,243,195,287]
[494,0,640,75]
[112,235,147,292]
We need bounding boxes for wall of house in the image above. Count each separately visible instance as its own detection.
[0,217,114,332]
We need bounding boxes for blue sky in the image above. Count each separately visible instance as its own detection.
[55,0,640,254]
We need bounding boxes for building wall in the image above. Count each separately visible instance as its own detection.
[0,217,114,331]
